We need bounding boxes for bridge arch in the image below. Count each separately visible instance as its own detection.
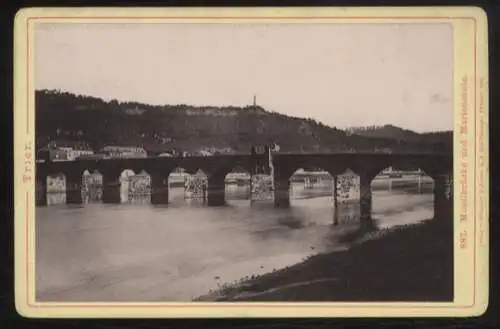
[371,166,436,224]
[41,171,89,206]
[224,165,251,206]
[288,167,334,205]
[36,166,103,206]
[167,167,208,204]
[168,167,192,204]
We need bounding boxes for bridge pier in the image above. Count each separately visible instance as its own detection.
[359,174,372,221]
[102,177,122,204]
[274,177,290,208]
[66,176,83,205]
[151,175,169,205]
[333,203,340,225]
[434,174,453,221]
[333,175,339,225]
[36,178,47,206]
[207,176,225,206]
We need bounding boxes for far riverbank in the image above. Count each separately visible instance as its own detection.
[195,218,453,302]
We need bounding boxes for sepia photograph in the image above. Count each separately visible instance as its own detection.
[14,7,489,318]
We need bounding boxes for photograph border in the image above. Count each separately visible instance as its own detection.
[13,6,489,318]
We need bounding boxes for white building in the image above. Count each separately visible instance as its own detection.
[100,146,148,158]
[65,148,94,161]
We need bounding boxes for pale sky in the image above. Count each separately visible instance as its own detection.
[35,22,453,132]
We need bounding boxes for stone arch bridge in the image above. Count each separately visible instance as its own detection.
[35,152,453,221]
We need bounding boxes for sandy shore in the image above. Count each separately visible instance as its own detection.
[194,217,453,302]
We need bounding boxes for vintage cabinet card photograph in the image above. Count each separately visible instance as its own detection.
[13,6,489,318]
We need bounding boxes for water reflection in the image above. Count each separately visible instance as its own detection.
[334,202,361,225]
[226,184,251,201]
[336,217,379,245]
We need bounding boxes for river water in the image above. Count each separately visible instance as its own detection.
[35,176,434,302]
